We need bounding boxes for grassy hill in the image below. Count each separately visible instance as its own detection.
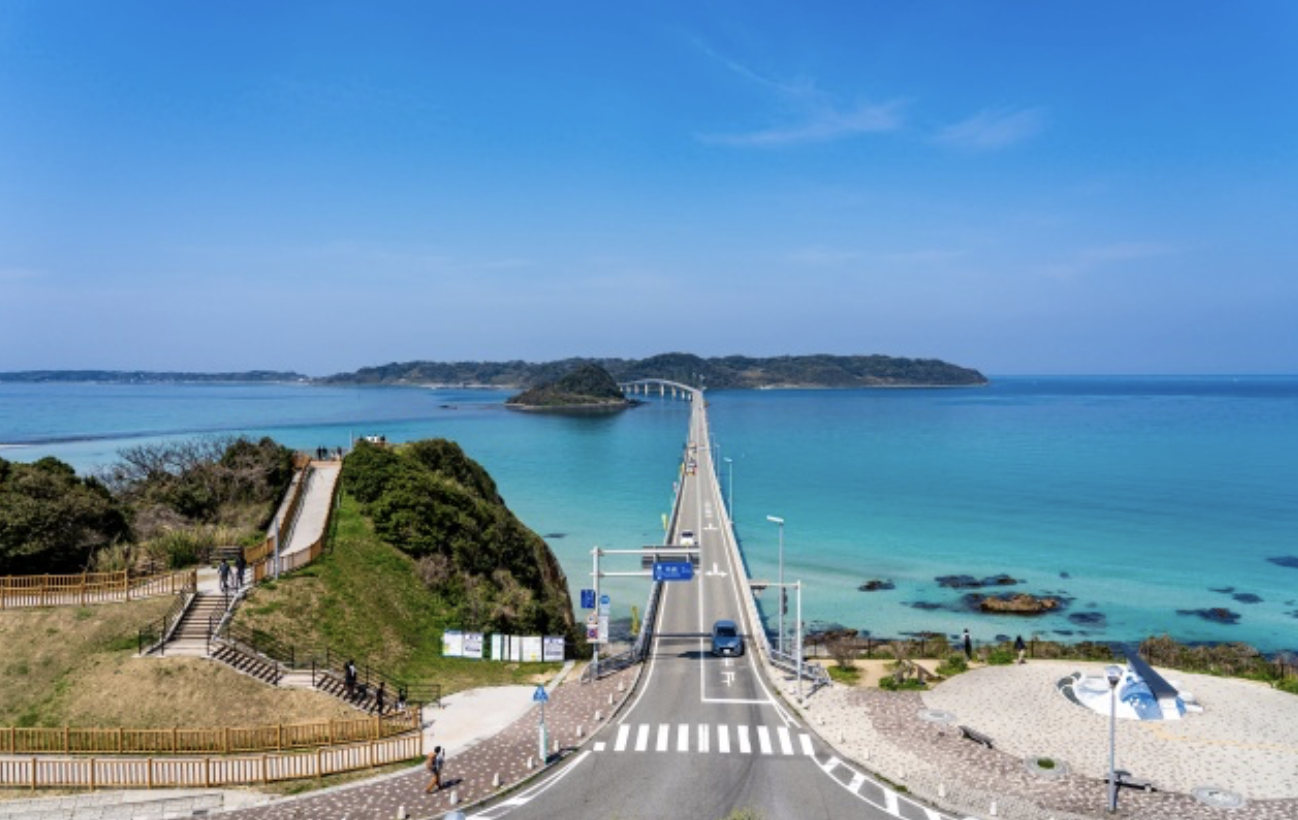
[232,492,561,694]
[0,597,356,729]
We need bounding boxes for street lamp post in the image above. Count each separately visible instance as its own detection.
[766,515,785,655]
[723,457,733,516]
[1106,664,1123,813]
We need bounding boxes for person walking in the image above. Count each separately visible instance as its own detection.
[962,628,973,660]
[424,745,445,792]
[1015,635,1027,665]
[344,659,357,700]
[218,559,231,594]
[235,552,247,588]
[375,681,386,715]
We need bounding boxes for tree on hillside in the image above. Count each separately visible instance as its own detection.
[0,456,130,575]
[99,436,294,539]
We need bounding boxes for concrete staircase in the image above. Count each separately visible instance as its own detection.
[209,642,281,686]
[158,591,224,657]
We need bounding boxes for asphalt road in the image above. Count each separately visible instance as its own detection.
[478,397,942,820]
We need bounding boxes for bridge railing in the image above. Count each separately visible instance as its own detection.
[582,404,693,683]
[705,408,831,695]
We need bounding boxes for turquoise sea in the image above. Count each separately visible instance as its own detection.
[3,377,1296,653]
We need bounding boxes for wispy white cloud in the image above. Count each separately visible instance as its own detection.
[934,107,1046,151]
[1039,241,1176,279]
[701,101,904,147]
[694,43,905,147]
[787,247,864,266]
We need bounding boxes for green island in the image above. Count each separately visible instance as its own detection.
[321,351,987,389]
[505,363,633,411]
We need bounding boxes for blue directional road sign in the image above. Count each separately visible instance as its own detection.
[533,684,549,703]
[653,561,694,582]
[580,589,595,609]
[599,593,610,607]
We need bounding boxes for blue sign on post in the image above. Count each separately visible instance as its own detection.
[599,593,610,608]
[533,684,549,703]
[580,589,595,609]
[653,561,694,582]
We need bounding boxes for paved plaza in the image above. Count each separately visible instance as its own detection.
[783,659,1298,820]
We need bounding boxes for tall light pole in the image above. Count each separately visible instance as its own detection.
[723,457,733,516]
[766,515,785,655]
[1106,664,1123,813]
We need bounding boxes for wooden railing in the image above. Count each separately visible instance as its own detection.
[0,733,421,790]
[0,709,419,756]
[0,570,197,609]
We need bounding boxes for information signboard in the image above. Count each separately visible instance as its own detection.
[442,630,464,657]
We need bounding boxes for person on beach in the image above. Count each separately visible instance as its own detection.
[425,745,445,792]
[962,628,972,660]
[1015,635,1027,664]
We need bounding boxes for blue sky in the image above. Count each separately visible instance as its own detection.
[2,2,1295,376]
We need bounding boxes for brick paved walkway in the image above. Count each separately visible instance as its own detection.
[222,665,639,820]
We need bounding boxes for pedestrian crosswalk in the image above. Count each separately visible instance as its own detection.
[595,723,816,757]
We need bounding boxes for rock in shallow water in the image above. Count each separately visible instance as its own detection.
[1176,607,1241,625]
[977,593,1061,615]
[858,579,896,592]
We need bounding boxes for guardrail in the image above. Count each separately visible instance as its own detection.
[582,401,694,683]
[0,733,422,790]
[704,405,831,695]
[1,570,196,609]
[0,709,419,756]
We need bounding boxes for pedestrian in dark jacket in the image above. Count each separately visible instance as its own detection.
[218,559,231,593]
[235,553,247,588]
[424,745,445,792]
[344,659,357,699]
[962,628,973,660]
[1015,635,1027,665]
[375,681,386,714]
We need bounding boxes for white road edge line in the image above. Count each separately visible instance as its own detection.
[470,750,592,818]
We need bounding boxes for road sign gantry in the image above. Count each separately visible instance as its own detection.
[589,545,700,678]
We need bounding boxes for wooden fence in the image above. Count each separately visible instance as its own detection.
[0,733,421,790]
[0,708,419,756]
[0,570,197,609]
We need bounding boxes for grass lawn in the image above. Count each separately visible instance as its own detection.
[0,598,356,729]
[232,494,560,695]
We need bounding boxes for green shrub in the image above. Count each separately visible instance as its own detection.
[936,653,969,676]
[879,676,927,691]
[828,665,860,684]
[987,648,1015,666]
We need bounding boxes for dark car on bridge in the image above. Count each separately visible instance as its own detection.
[710,619,743,656]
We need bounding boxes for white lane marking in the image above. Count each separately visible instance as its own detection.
[594,741,606,752]
[705,562,727,577]
[718,724,730,754]
[656,723,670,753]
[820,755,840,774]
[473,750,591,817]
[723,671,735,687]
[847,772,865,793]
[737,725,751,754]
[925,808,942,820]
[799,733,814,756]
[698,723,710,754]
[614,724,630,752]
[757,725,773,755]
[618,577,670,725]
[885,790,899,814]
[676,723,689,753]
[777,726,794,755]
[634,724,649,752]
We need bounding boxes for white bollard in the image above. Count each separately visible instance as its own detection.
[526,756,534,769]
[608,693,614,705]
[576,725,584,737]
[492,772,501,788]
[397,807,407,820]
[617,680,624,692]
[989,800,997,816]
[863,747,870,760]
[595,709,602,721]
[450,789,459,805]
[553,739,560,753]
[938,783,946,799]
